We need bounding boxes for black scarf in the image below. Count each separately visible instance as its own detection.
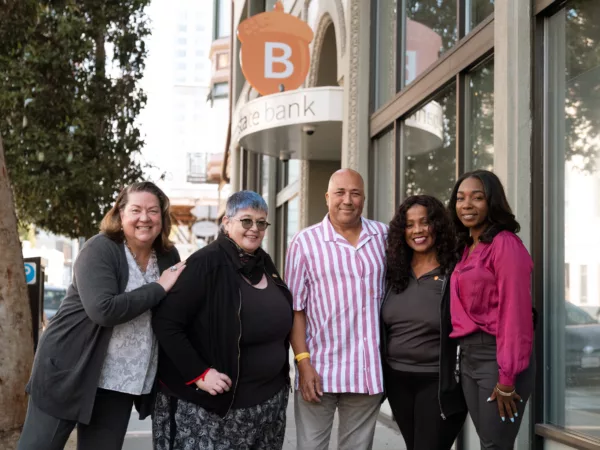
[219,234,267,286]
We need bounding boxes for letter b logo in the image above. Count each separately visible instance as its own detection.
[265,42,293,79]
[238,2,313,95]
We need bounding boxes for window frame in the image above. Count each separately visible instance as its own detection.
[531,0,600,447]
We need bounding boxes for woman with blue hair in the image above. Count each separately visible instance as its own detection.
[152,190,293,449]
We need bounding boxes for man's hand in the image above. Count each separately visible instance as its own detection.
[298,359,323,403]
[195,369,232,396]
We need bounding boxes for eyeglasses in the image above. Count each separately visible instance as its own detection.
[232,218,271,231]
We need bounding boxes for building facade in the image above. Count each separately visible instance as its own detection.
[140,0,231,258]
[225,0,600,448]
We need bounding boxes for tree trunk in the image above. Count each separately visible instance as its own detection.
[0,136,34,448]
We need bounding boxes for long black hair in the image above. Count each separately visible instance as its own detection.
[386,195,456,293]
[448,170,520,249]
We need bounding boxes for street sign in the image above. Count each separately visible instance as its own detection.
[24,262,37,285]
[192,220,219,238]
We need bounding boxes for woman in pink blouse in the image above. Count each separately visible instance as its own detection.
[448,170,534,449]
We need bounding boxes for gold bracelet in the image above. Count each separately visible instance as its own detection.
[495,385,516,397]
[295,352,310,363]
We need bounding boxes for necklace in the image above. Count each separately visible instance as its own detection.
[124,240,154,275]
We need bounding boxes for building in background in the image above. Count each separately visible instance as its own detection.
[224,1,600,449]
[140,0,231,259]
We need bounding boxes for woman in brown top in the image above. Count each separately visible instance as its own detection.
[381,195,466,450]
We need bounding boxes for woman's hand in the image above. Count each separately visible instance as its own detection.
[195,369,232,396]
[157,261,186,292]
[488,383,522,422]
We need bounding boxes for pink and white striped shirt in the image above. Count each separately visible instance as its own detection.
[285,215,387,394]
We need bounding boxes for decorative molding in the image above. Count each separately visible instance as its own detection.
[346,0,361,169]
[306,0,346,55]
[306,13,334,87]
[335,0,346,57]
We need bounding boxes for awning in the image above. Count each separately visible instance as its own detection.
[231,86,343,161]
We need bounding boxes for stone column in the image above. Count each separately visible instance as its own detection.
[493,0,532,249]
[341,0,371,184]
[491,2,533,447]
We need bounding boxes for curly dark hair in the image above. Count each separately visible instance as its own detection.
[386,195,456,293]
[448,170,520,250]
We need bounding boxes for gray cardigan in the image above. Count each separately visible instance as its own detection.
[26,233,180,424]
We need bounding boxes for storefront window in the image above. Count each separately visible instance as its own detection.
[403,83,456,203]
[286,196,299,249]
[545,0,600,440]
[288,160,300,185]
[373,130,395,223]
[371,129,396,223]
[465,58,494,171]
[466,0,494,33]
[404,0,457,86]
[374,0,397,109]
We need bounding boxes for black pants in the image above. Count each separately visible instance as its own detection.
[384,366,466,450]
[17,389,136,450]
[460,332,535,450]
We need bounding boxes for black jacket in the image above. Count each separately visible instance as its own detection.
[152,234,293,418]
[380,274,467,419]
[26,234,180,424]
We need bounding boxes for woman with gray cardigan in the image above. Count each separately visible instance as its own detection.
[18,182,185,450]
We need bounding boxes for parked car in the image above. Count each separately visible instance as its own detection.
[566,301,600,385]
[43,285,66,321]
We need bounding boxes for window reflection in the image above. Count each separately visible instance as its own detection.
[546,0,600,439]
[374,0,397,108]
[466,59,494,171]
[373,130,395,223]
[404,1,457,86]
[286,196,299,249]
[403,83,456,203]
[466,0,494,33]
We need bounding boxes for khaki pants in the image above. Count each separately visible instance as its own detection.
[294,390,383,450]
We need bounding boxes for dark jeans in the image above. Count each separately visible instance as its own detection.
[460,332,535,450]
[17,389,136,450]
[384,365,466,450]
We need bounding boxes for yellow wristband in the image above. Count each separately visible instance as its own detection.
[295,352,310,363]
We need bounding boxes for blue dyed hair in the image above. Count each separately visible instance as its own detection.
[225,190,268,218]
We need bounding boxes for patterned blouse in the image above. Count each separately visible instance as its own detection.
[97,244,160,395]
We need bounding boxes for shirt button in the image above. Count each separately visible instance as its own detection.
[363,337,367,341]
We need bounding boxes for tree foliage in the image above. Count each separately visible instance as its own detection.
[0,0,151,238]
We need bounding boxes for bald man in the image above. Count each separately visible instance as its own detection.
[285,169,388,450]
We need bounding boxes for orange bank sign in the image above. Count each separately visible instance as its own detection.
[237,1,314,96]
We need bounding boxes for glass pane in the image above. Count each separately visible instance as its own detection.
[374,0,397,109]
[373,130,395,223]
[403,83,456,203]
[546,1,600,439]
[261,155,271,198]
[466,59,494,171]
[404,1,457,86]
[217,0,231,38]
[288,160,300,185]
[286,196,299,249]
[466,0,494,33]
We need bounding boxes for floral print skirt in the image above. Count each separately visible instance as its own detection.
[152,387,289,450]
